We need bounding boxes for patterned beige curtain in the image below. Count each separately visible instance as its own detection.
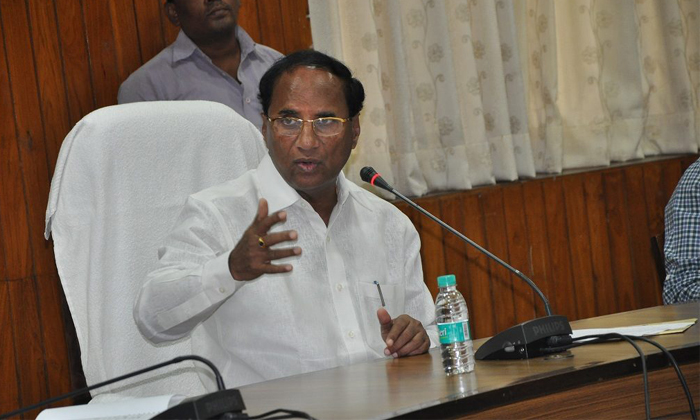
[309,0,700,196]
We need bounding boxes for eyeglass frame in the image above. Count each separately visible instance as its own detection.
[264,115,354,138]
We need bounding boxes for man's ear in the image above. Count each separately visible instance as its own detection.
[260,113,274,145]
[165,2,180,27]
[260,113,269,134]
[351,116,361,149]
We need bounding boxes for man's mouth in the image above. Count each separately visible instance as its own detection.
[294,160,321,172]
[207,4,231,17]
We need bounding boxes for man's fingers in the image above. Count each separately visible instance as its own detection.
[254,210,287,235]
[262,230,298,248]
[405,337,431,356]
[379,314,430,358]
[377,307,392,327]
[383,316,411,348]
[264,247,302,261]
[255,198,269,222]
[257,262,293,274]
[389,319,417,350]
[377,308,393,342]
[395,332,429,357]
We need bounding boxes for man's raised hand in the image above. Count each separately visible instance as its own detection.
[228,198,301,281]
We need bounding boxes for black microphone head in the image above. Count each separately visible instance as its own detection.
[359,166,393,192]
[360,166,377,183]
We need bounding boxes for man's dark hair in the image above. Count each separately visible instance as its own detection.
[259,50,365,118]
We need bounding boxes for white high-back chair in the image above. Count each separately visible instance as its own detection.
[45,101,266,398]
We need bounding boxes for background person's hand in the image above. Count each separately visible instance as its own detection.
[228,198,301,281]
[377,307,430,358]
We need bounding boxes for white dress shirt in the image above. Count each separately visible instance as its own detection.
[134,155,438,389]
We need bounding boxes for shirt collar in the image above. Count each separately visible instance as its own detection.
[172,30,199,62]
[256,154,375,215]
[171,27,259,64]
[235,26,257,62]
[256,154,302,214]
[341,170,376,213]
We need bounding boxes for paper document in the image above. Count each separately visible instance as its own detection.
[36,394,187,420]
[572,318,697,340]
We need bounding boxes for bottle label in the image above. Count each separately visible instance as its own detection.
[438,321,471,344]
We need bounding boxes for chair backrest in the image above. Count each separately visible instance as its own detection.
[651,232,666,287]
[45,101,266,398]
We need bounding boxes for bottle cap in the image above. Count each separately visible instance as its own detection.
[437,274,456,287]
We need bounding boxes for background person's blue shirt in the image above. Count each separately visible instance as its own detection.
[664,158,700,304]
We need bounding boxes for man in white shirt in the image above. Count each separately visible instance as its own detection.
[134,50,438,389]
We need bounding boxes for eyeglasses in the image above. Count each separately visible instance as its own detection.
[266,116,352,138]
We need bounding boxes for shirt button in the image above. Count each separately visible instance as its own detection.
[348,331,355,338]
[245,97,251,104]
[219,287,226,294]
[326,236,331,243]
[336,284,343,292]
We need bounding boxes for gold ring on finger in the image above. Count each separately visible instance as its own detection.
[258,236,266,248]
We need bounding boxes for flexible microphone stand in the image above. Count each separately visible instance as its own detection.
[0,355,245,420]
[360,167,572,360]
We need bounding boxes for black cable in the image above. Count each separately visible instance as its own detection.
[246,408,317,420]
[0,355,225,419]
[549,333,651,419]
[627,335,697,420]
[555,333,698,420]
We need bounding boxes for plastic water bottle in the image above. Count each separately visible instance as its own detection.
[435,274,474,375]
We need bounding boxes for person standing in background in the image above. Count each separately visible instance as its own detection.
[118,0,282,130]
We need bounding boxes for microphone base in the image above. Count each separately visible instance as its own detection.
[153,389,247,419]
[475,315,573,360]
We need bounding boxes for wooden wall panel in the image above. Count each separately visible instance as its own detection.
[521,181,553,319]
[502,185,537,324]
[603,171,638,312]
[8,279,49,419]
[418,198,447,294]
[0,3,29,283]
[583,173,618,316]
[279,0,313,51]
[109,0,142,81]
[55,0,96,126]
[27,0,71,175]
[542,178,578,320]
[84,0,120,109]
[461,194,496,339]
[562,176,596,320]
[440,195,470,311]
[481,189,517,334]
[626,165,661,307]
[0,283,20,415]
[1,0,51,281]
[238,0,262,41]
[255,0,288,53]
[133,1,166,62]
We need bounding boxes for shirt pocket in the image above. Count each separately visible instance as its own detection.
[357,282,406,355]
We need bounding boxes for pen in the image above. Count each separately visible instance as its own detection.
[373,281,386,307]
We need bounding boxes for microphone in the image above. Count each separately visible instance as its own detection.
[0,355,245,420]
[360,167,572,360]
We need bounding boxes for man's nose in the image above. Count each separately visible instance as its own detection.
[296,121,320,149]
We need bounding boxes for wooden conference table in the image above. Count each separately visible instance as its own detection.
[238,303,700,419]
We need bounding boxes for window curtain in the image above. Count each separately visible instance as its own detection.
[309,0,700,197]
